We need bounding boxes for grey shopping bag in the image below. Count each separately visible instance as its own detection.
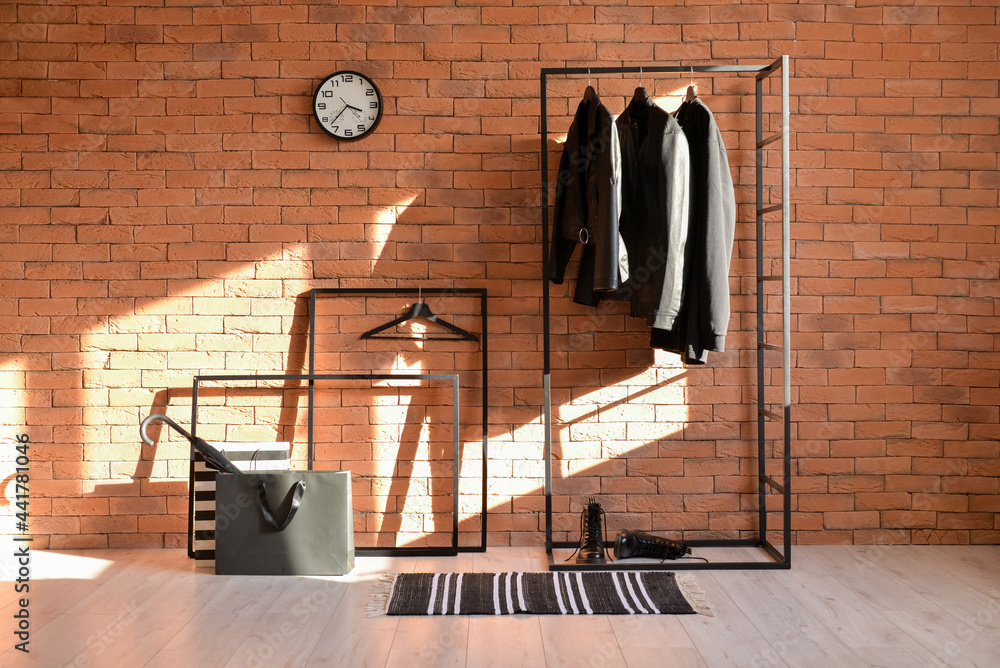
[214,470,354,575]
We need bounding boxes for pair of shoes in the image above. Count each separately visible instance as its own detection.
[613,530,691,561]
[568,498,692,564]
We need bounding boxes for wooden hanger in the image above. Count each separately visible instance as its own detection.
[360,291,478,341]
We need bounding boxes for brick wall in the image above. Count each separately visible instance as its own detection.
[1,1,997,549]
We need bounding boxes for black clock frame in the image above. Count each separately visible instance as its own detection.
[312,70,383,141]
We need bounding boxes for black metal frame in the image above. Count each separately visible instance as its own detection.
[308,287,489,555]
[187,372,462,558]
[540,58,792,570]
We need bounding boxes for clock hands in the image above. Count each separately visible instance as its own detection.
[330,105,351,125]
[340,97,364,115]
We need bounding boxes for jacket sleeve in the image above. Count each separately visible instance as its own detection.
[702,122,736,350]
[590,106,622,292]
[549,130,580,284]
[650,128,690,330]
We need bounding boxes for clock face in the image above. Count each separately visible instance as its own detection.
[313,71,383,141]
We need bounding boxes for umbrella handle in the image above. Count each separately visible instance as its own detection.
[140,413,194,446]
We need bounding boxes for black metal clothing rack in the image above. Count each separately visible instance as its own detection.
[308,287,489,556]
[540,58,792,570]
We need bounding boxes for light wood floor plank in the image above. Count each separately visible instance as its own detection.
[883,606,1000,668]
[0,612,121,667]
[305,560,400,667]
[622,646,707,668]
[386,615,470,668]
[796,545,941,613]
[224,610,334,668]
[144,648,235,668]
[466,616,547,668]
[675,549,790,668]
[4,546,999,667]
[538,615,627,668]
[66,576,229,667]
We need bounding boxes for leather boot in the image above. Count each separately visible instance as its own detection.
[573,497,609,564]
[613,530,691,561]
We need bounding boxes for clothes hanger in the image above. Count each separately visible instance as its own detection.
[360,289,478,341]
[632,66,649,102]
[584,67,597,100]
[685,66,697,102]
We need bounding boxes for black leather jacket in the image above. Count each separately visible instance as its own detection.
[549,86,627,305]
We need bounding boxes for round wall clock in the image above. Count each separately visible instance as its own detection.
[313,71,383,141]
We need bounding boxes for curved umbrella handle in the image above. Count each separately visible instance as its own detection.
[140,413,193,446]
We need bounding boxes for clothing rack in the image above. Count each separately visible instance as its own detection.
[540,57,791,570]
[309,287,489,556]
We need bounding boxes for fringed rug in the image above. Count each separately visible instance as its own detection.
[369,571,713,617]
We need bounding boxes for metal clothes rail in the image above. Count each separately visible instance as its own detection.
[539,57,792,570]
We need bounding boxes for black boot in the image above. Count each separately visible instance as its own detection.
[614,530,691,561]
[572,497,610,564]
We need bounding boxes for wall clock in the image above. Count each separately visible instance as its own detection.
[313,71,383,141]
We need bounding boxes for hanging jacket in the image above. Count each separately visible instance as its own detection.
[651,97,736,364]
[549,86,627,305]
[613,88,690,330]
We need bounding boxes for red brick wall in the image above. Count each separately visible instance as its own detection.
[1,1,997,549]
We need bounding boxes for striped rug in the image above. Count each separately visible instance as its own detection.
[369,571,712,617]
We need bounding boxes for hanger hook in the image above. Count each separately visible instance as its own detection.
[418,286,422,303]
[639,66,643,88]
[690,66,694,87]
[588,67,591,88]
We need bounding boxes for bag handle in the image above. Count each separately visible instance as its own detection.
[255,479,306,531]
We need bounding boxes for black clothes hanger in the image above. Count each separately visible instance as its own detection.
[360,294,478,341]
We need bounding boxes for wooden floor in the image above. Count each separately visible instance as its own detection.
[2,545,998,667]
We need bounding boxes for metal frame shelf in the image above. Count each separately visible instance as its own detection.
[539,57,792,570]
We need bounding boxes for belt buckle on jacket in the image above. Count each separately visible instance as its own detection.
[578,228,590,244]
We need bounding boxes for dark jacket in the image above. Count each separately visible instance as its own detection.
[549,86,627,305]
[650,98,736,364]
[614,89,690,330]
